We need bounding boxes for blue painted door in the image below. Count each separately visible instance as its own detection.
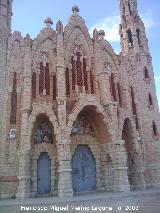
[72,145,96,192]
[37,152,51,195]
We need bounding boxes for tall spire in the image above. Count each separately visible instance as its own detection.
[0,0,13,33]
[119,0,149,54]
[120,0,138,20]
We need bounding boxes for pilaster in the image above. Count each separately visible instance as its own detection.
[93,34,109,105]
[102,143,114,192]
[112,140,130,191]
[16,151,31,199]
[56,21,67,129]
[57,141,73,197]
[16,36,32,199]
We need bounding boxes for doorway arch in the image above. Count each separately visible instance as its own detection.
[31,113,58,196]
[70,105,113,192]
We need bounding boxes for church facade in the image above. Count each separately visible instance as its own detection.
[0,0,160,199]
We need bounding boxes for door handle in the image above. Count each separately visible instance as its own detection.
[37,178,40,181]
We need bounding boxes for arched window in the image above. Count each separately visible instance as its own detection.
[110,73,117,102]
[135,117,139,130]
[32,72,36,98]
[152,121,157,136]
[76,52,83,86]
[144,67,149,78]
[10,72,17,124]
[131,87,139,129]
[34,122,52,144]
[128,1,131,15]
[136,29,141,46]
[39,62,50,96]
[83,58,88,91]
[39,62,44,95]
[122,5,125,16]
[131,87,136,115]
[117,83,122,107]
[65,68,70,95]
[127,29,133,48]
[90,71,94,94]
[149,93,153,106]
[71,56,76,90]
[45,63,50,95]
[70,51,94,94]
[53,74,57,100]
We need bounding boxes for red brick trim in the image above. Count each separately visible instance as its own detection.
[0,176,18,182]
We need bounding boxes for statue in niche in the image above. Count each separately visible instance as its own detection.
[71,115,95,137]
[34,122,52,143]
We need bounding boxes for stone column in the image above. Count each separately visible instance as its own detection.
[93,31,109,105]
[129,132,146,190]
[0,30,10,175]
[16,150,31,199]
[56,20,66,128]
[104,102,119,138]
[99,71,111,105]
[57,142,73,197]
[102,143,114,192]
[112,140,130,192]
[16,36,32,199]
[56,22,73,197]
[126,118,146,190]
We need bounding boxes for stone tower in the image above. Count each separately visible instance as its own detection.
[0,0,12,163]
[119,0,149,53]
[119,0,160,186]
[0,0,12,125]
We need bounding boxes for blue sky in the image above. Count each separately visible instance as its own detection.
[12,0,160,107]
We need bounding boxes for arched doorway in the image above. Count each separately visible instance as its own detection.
[72,145,96,192]
[31,114,58,196]
[37,152,51,195]
[70,105,112,193]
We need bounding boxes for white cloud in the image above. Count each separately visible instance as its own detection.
[89,11,156,43]
[141,11,155,29]
[155,75,160,86]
